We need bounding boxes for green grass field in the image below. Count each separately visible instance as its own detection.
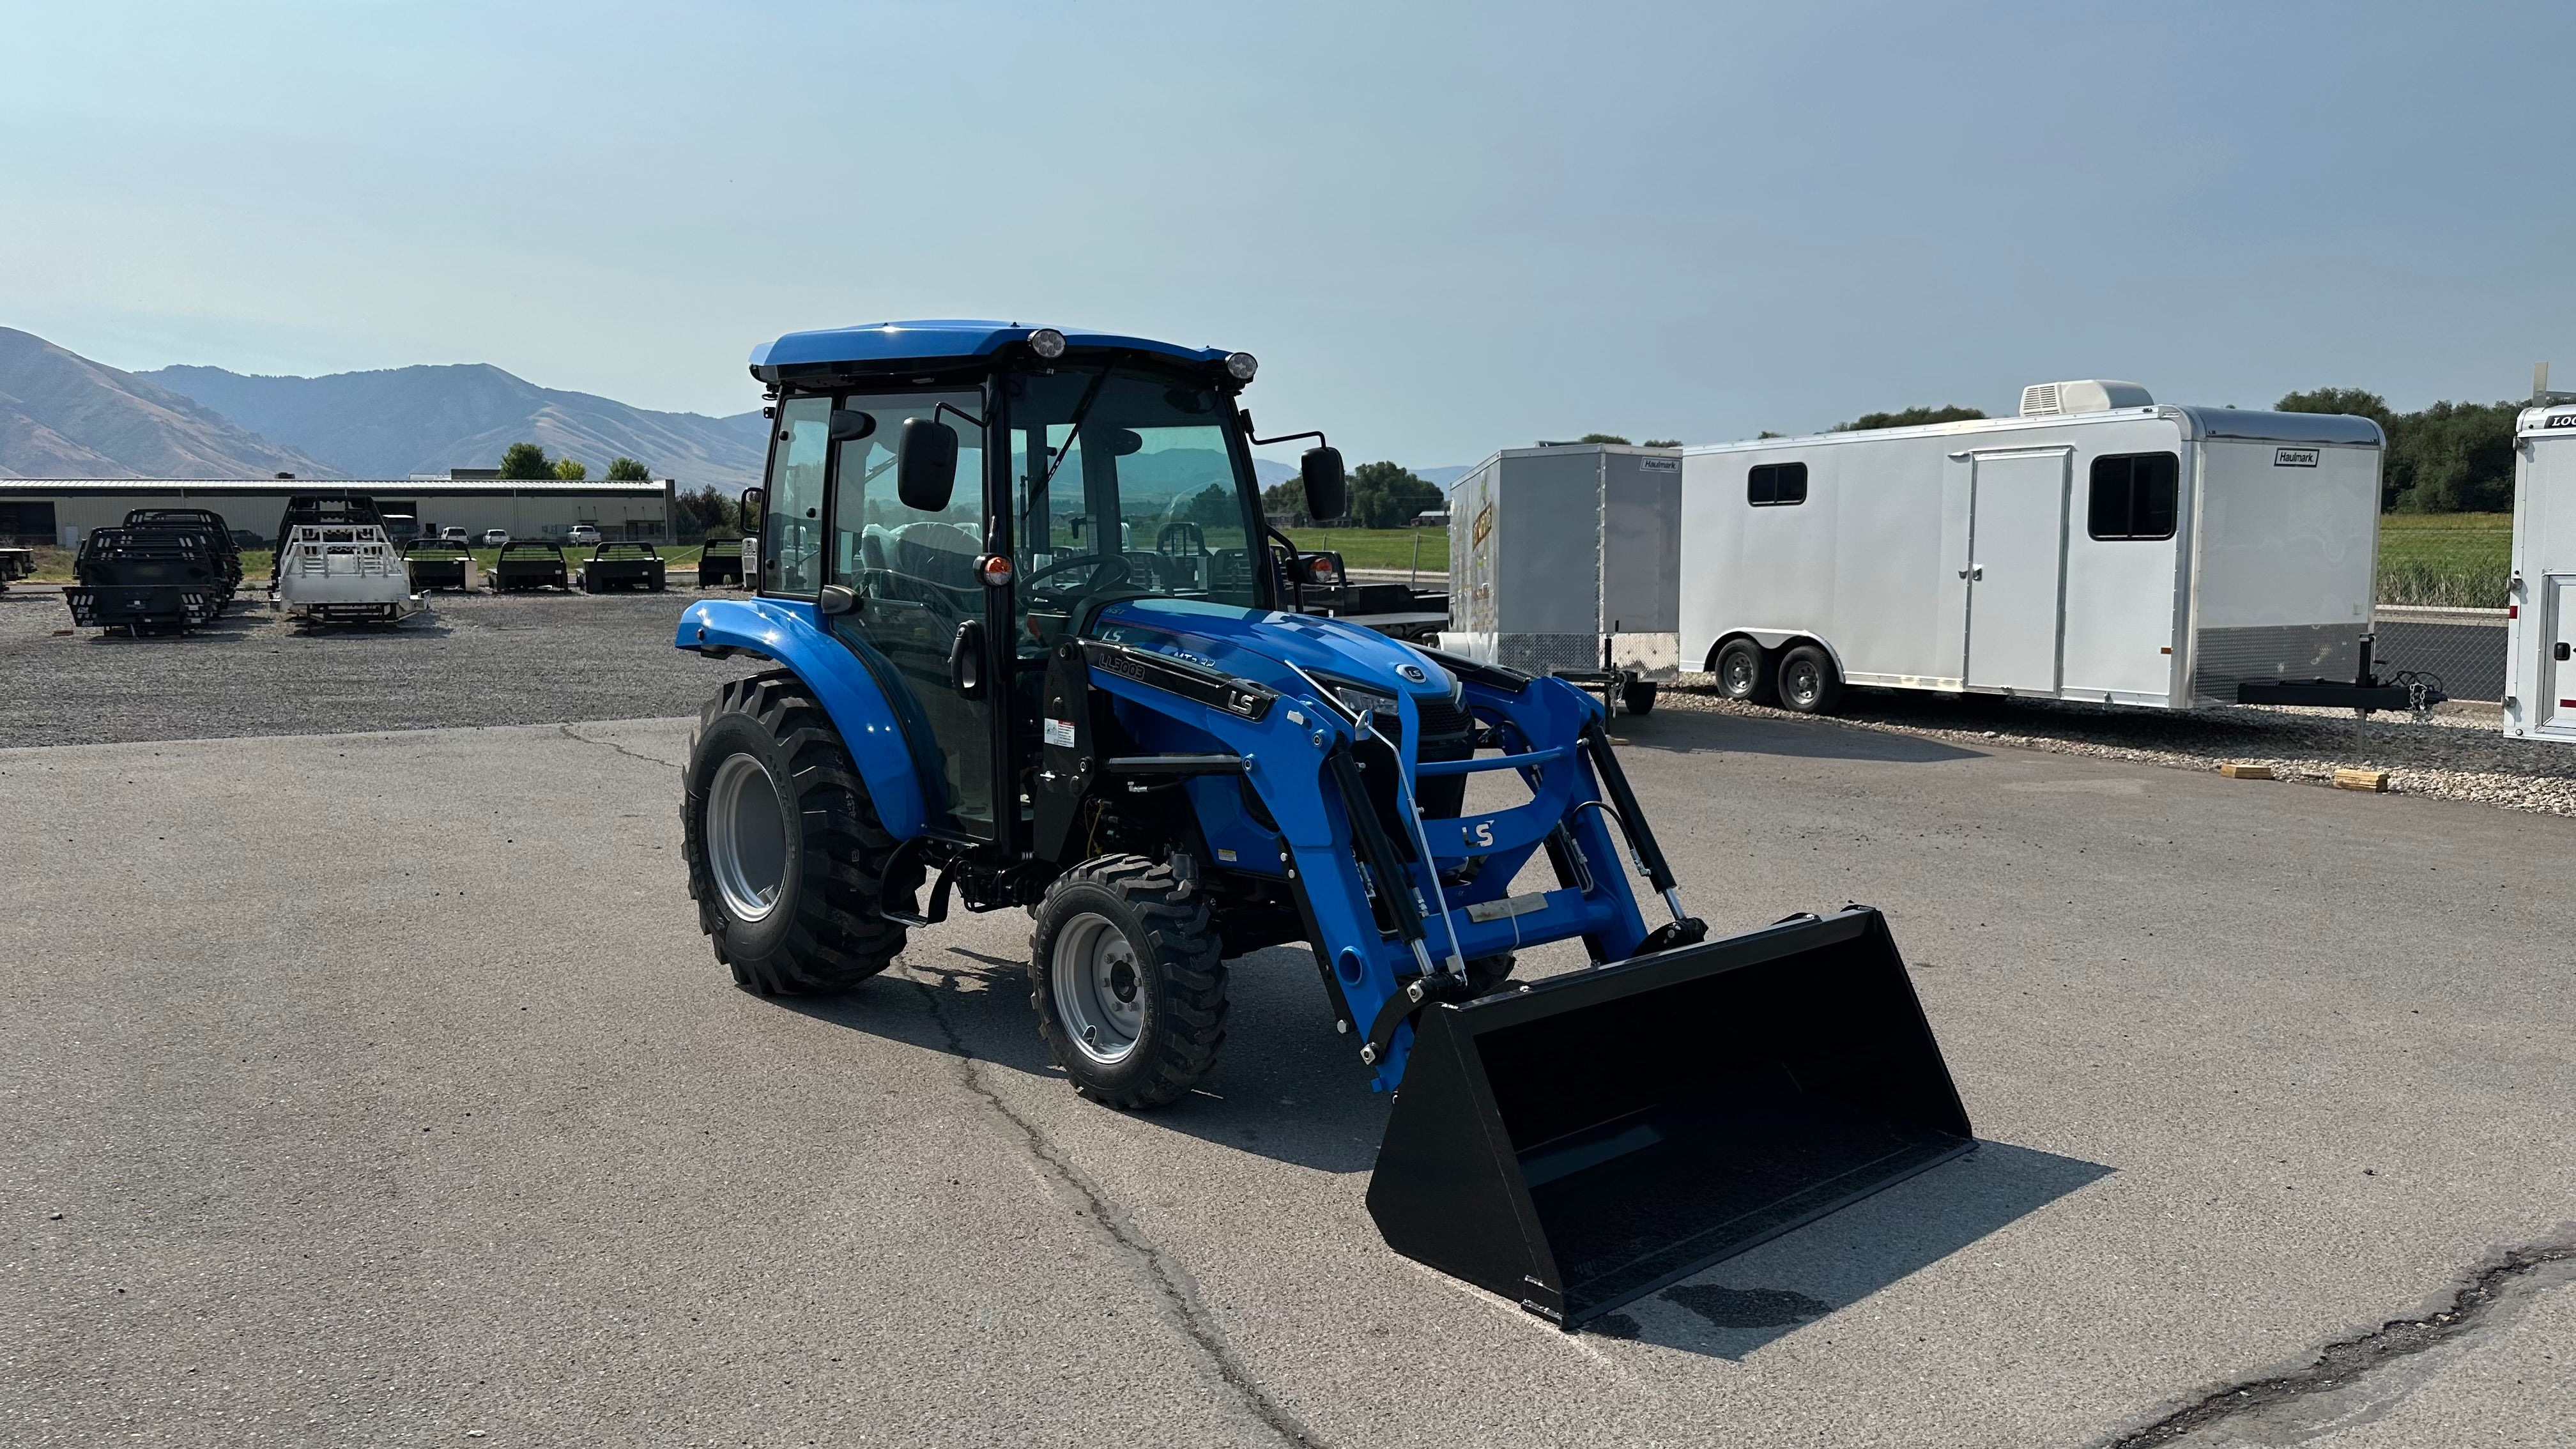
[2376,512,2509,606]
[1282,528,1448,572]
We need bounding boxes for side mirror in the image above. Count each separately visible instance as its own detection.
[1300,446,1347,523]
[817,583,861,617]
[740,486,765,528]
[898,418,959,512]
[827,410,877,443]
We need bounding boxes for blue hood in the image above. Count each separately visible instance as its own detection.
[1091,597,1453,705]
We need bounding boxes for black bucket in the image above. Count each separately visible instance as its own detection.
[1366,907,1972,1328]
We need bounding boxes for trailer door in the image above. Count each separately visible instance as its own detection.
[2545,575,2576,733]
[1964,448,2072,694]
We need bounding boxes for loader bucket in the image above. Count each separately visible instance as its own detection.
[1366,907,1972,1329]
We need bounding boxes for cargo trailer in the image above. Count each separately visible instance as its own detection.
[1678,381,2431,714]
[2505,400,2576,741]
[1439,443,1683,716]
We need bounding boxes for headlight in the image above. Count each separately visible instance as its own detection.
[1315,675,1400,721]
[1029,328,1068,360]
[1225,351,1258,381]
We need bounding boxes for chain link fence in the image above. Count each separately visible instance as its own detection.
[2372,611,2507,703]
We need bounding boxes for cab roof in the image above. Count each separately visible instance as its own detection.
[749,319,1230,382]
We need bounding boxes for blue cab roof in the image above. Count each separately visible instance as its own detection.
[749,319,1230,379]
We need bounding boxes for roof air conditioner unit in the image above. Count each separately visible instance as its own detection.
[2019,380,2153,418]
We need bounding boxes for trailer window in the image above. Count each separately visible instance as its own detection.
[2089,453,2179,540]
[1748,461,1807,507]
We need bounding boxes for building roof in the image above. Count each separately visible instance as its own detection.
[750,319,1232,380]
[0,477,670,495]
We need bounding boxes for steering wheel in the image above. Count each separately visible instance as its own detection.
[1023,551,1133,597]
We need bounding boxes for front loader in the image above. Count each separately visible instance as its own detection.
[673,321,1972,1328]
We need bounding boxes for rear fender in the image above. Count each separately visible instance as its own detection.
[675,597,931,838]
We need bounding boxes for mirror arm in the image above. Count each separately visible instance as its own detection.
[1245,425,1328,448]
[932,401,986,433]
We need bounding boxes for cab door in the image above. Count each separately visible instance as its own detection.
[816,392,1000,839]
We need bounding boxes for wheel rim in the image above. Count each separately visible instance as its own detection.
[706,753,788,923]
[1052,911,1146,1066]
[1722,650,1755,696]
[1784,661,1819,706]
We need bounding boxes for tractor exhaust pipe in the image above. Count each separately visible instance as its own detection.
[1365,906,1972,1329]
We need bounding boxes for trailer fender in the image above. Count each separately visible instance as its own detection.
[1708,629,1842,676]
[674,597,932,838]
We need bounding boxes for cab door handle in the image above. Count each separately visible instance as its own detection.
[950,619,987,699]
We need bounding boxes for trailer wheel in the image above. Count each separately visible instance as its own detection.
[1776,645,1842,714]
[682,671,909,995]
[1621,680,1659,716]
[1029,855,1227,1109]
[1715,638,1775,705]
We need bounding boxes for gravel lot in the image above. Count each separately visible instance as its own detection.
[1659,677,2576,816]
[0,585,759,748]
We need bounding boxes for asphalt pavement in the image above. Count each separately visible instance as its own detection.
[2,705,2568,1448]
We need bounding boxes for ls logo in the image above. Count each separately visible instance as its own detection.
[1464,818,1496,848]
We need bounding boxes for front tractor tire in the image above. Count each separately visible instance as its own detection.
[1029,856,1227,1109]
[682,671,908,995]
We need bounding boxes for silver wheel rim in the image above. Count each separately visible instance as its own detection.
[707,752,788,923]
[1051,910,1145,1066]
[1722,650,1755,695]
[1785,662,1818,706]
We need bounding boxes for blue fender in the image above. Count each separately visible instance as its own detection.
[673,597,931,838]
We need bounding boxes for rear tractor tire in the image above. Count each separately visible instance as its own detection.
[1029,855,1227,1109]
[1776,644,1843,715]
[682,670,909,995]
[1714,638,1775,705]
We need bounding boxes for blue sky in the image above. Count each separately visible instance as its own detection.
[2,1,2563,469]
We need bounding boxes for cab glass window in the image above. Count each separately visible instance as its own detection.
[761,397,830,595]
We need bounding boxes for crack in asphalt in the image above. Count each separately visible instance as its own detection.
[2101,1239,2576,1447]
[903,963,1326,1448]
[556,723,687,771]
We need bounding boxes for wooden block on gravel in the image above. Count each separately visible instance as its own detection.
[2220,763,2274,779]
[2334,768,2391,792]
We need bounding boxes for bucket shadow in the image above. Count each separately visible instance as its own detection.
[1598,1138,2114,1358]
[1625,703,1982,763]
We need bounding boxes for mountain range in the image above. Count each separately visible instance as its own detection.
[0,328,335,479]
[1,326,1455,493]
[139,362,770,489]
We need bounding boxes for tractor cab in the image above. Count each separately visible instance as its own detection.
[735,321,1344,856]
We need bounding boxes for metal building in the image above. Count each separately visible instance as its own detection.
[0,473,677,546]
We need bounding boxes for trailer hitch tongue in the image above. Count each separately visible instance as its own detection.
[1365,907,1973,1328]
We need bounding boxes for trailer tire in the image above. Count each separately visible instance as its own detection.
[1715,638,1775,705]
[1029,855,1227,1110]
[682,671,910,995]
[1621,680,1659,716]
[1776,645,1842,714]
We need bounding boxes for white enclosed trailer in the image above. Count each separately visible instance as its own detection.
[1439,443,1682,714]
[1676,383,2423,713]
[2504,402,2576,740]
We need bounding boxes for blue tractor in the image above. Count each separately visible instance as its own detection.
[675,321,1972,1328]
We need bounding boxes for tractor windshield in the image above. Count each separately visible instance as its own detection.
[1007,365,1266,654]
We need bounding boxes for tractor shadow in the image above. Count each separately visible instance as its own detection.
[782,939,1394,1175]
[1619,702,1983,764]
[1602,1139,2114,1360]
